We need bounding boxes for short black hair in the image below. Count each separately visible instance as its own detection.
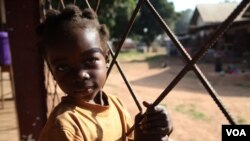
[36,4,109,56]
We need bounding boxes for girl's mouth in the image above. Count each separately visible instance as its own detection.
[74,86,94,93]
[71,80,98,96]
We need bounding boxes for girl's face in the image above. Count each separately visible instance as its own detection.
[45,28,107,103]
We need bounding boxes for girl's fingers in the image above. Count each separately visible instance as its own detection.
[140,127,171,135]
[143,101,166,114]
[142,101,151,107]
[140,101,173,136]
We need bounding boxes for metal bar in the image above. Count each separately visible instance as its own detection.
[74,0,142,111]
[95,0,100,12]
[47,0,52,9]
[107,44,142,111]
[152,0,250,109]
[85,0,91,9]
[78,0,142,111]
[144,0,237,125]
[127,1,249,135]
[60,0,65,9]
[107,0,144,76]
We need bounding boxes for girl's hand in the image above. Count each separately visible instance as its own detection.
[134,101,173,141]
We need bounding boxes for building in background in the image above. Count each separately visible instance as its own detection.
[189,2,250,64]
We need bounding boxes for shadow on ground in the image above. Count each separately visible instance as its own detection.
[130,56,250,97]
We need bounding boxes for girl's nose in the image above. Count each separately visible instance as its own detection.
[78,70,90,80]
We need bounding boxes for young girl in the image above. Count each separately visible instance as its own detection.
[36,5,172,141]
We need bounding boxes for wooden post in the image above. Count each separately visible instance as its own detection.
[0,0,6,24]
[4,0,47,140]
[0,0,6,30]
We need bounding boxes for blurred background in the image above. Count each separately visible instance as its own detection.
[0,0,249,141]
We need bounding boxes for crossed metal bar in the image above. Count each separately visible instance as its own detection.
[148,0,249,114]
[43,0,250,135]
[108,0,250,125]
[107,0,144,76]
[53,0,249,124]
[144,0,246,124]
[107,43,143,112]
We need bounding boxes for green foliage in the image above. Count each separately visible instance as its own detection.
[145,54,166,62]
[49,0,136,39]
[49,0,177,44]
[131,0,177,46]
[118,50,166,62]
[237,116,247,124]
[97,0,136,38]
[174,9,194,35]
[175,104,208,120]
[118,50,151,62]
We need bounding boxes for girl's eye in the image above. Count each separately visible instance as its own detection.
[55,65,70,72]
[86,58,98,65]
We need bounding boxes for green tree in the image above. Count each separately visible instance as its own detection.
[131,0,176,47]
[49,0,176,43]
[97,0,136,38]
[49,0,136,39]
[174,9,193,35]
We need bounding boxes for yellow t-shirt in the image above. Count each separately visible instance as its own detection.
[39,93,134,141]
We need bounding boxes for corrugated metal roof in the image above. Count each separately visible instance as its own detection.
[197,3,240,23]
[189,2,250,29]
[243,4,250,17]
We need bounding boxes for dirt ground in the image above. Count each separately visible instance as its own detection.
[44,49,250,141]
[1,49,249,141]
[102,52,250,141]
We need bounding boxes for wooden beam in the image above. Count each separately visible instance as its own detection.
[0,0,6,24]
[4,0,47,140]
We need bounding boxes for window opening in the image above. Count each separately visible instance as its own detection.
[40,0,250,134]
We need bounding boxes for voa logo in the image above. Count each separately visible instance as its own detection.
[226,129,246,136]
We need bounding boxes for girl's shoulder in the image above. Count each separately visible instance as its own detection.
[105,93,125,107]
